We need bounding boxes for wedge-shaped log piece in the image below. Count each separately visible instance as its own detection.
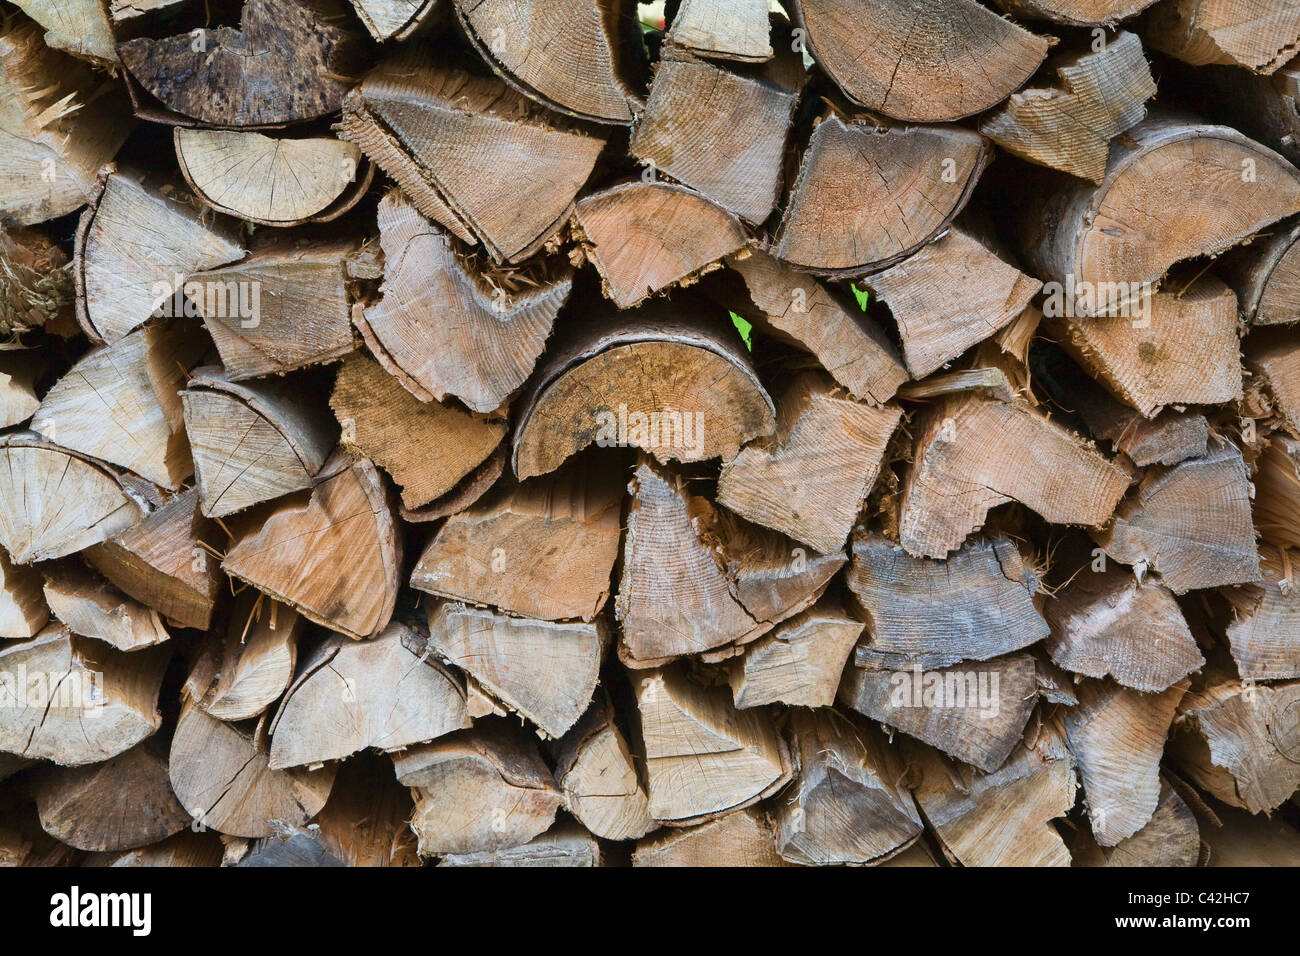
[117,0,368,126]
[717,374,899,553]
[0,18,132,226]
[1070,778,1200,867]
[900,396,1129,559]
[1221,216,1300,325]
[775,711,922,866]
[176,129,369,226]
[400,444,507,524]
[223,456,401,641]
[411,461,622,622]
[453,0,643,124]
[1145,0,1300,74]
[1246,327,1300,436]
[428,602,603,738]
[31,321,205,490]
[0,433,146,564]
[665,0,773,61]
[630,42,801,223]
[75,168,245,343]
[396,722,563,856]
[865,226,1042,379]
[183,368,336,519]
[11,0,117,64]
[905,727,1077,867]
[838,652,1038,773]
[1171,677,1300,814]
[513,303,775,479]
[1255,435,1300,550]
[349,0,442,40]
[990,0,1157,25]
[1045,566,1204,691]
[341,54,607,262]
[0,353,40,428]
[1095,438,1260,593]
[720,250,907,404]
[550,695,654,840]
[729,595,863,709]
[979,31,1155,183]
[789,0,1048,122]
[573,182,749,309]
[269,623,469,769]
[848,534,1049,670]
[773,114,990,277]
[0,626,166,765]
[1018,112,1300,316]
[439,821,602,867]
[633,806,789,866]
[0,545,47,639]
[30,743,189,852]
[1224,548,1300,680]
[1062,677,1187,845]
[331,352,505,510]
[84,487,222,631]
[359,191,570,412]
[185,591,300,722]
[618,458,769,667]
[192,238,360,380]
[169,703,335,838]
[41,564,167,651]
[634,666,792,824]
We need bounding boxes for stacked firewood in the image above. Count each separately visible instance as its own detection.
[3,0,1300,868]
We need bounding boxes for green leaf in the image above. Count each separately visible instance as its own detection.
[851,283,869,311]
[729,311,753,352]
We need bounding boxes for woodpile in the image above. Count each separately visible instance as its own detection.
[5,0,1300,870]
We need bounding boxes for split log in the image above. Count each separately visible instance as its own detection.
[0,433,146,564]
[904,728,1078,867]
[618,458,769,667]
[331,352,506,510]
[439,822,602,867]
[1203,805,1300,864]
[632,806,790,866]
[0,17,132,226]
[0,353,40,427]
[773,113,990,277]
[176,129,370,227]
[773,710,922,866]
[630,39,802,223]
[728,595,864,709]
[550,695,654,841]
[396,722,563,856]
[169,702,335,838]
[10,0,118,65]
[572,182,749,309]
[716,373,901,554]
[0,626,166,765]
[990,0,1159,26]
[1016,112,1300,316]
[1082,403,1210,467]
[1069,779,1201,867]
[41,563,168,652]
[838,652,1039,773]
[182,368,336,519]
[340,53,607,262]
[1254,434,1300,549]
[512,302,775,479]
[426,601,603,738]
[1246,327,1300,436]
[665,0,773,62]
[1220,215,1300,325]
[30,320,205,490]
[899,395,1129,559]
[0,546,47,639]
[1171,676,1300,814]
[1144,0,1300,74]
[787,0,1048,122]
[863,226,1042,379]
[1161,60,1300,167]
[86,830,224,868]
[1044,565,1204,692]
[1095,438,1261,593]
[1222,548,1300,680]
[184,591,300,722]
[1061,677,1188,845]
[847,533,1049,670]
[452,0,643,124]
[410,461,623,622]
[399,444,506,523]
[358,190,571,412]
[717,249,908,404]
[75,166,245,343]
[633,666,791,824]
[348,0,443,41]
[979,31,1155,183]
[30,743,189,851]
[117,0,369,127]
[222,456,401,641]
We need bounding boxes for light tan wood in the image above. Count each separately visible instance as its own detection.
[86,830,223,868]
[1070,779,1201,867]
[550,695,654,841]
[1145,0,1300,73]
[729,595,864,709]
[633,806,791,866]
[41,563,168,652]
[665,0,773,61]
[1254,434,1300,550]
[991,0,1158,25]
[185,590,300,722]
[10,0,117,64]
[1220,216,1300,325]
[0,545,47,639]
[1246,326,1300,436]
[348,0,441,40]
[439,821,602,867]
[0,352,40,428]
